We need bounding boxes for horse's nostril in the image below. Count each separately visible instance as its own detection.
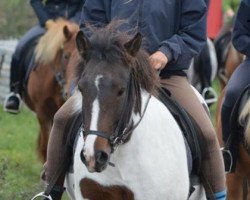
[95,151,109,165]
[80,150,87,164]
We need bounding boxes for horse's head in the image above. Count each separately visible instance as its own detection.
[35,18,80,99]
[75,22,159,172]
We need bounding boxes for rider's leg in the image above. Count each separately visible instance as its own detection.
[4,25,45,113]
[161,75,226,199]
[44,91,82,200]
[221,58,250,172]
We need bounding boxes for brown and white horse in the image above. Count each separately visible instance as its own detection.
[22,19,79,162]
[64,23,206,200]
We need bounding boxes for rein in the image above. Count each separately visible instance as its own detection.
[50,48,67,100]
[82,70,151,152]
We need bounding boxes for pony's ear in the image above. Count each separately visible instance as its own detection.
[63,26,72,40]
[76,30,90,59]
[124,32,142,56]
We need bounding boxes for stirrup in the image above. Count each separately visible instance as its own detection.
[202,87,217,105]
[30,192,52,200]
[220,147,233,174]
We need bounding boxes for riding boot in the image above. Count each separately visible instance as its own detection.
[221,104,237,173]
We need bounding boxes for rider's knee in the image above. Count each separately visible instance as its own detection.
[201,127,218,147]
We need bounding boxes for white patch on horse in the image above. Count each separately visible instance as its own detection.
[84,75,103,160]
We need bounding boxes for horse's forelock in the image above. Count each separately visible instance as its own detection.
[35,18,79,64]
[77,21,159,94]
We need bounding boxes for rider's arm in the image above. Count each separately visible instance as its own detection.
[30,0,50,27]
[232,0,250,57]
[159,0,207,71]
[80,0,111,30]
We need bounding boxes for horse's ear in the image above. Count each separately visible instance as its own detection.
[76,30,90,59]
[124,32,142,56]
[63,26,72,40]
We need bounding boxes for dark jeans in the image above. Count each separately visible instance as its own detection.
[10,25,45,92]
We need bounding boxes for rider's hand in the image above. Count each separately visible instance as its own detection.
[45,19,55,29]
[149,51,168,71]
[226,9,235,18]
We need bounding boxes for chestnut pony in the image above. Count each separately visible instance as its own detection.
[22,19,79,162]
[64,23,207,200]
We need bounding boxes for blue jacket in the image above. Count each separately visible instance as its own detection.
[232,0,250,58]
[30,0,84,26]
[81,0,207,76]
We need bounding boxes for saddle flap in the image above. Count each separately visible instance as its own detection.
[157,87,202,175]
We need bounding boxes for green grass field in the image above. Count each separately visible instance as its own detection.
[0,80,220,199]
[0,106,43,199]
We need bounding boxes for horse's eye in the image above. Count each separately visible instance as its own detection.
[64,53,70,60]
[117,88,125,97]
[78,84,83,93]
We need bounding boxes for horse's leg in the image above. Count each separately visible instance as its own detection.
[36,109,53,162]
[226,172,244,200]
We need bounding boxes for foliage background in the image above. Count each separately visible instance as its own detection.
[0,0,36,39]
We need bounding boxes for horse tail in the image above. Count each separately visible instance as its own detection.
[239,99,250,144]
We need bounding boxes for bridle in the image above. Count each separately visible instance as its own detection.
[81,69,151,153]
[50,47,68,100]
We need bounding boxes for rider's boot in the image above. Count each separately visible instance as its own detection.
[4,91,21,114]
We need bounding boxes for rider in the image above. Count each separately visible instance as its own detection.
[3,0,83,114]
[221,0,250,173]
[40,0,227,200]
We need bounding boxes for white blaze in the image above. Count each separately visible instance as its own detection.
[84,75,103,159]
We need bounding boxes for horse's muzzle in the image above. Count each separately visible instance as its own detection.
[94,150,109,172]
[80,149,109,173]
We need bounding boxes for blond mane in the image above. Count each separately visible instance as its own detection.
[35,18,79,64]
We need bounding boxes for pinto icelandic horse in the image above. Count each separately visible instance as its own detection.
[63,24,207,200]
[22,19,79,162]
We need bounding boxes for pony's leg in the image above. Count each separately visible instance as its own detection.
[226,173,244,200]
[36,111,53,162]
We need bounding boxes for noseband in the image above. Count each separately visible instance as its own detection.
[51,48,67,100]
[82,70,151,152]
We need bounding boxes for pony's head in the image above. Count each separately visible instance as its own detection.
[75,21,159,172]
[35,18,79,65]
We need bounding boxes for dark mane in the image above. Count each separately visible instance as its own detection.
[75,21,160,95]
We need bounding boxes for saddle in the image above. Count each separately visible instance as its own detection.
[157,87,202,175]
[157,88,214,198]
[224,85,250,172]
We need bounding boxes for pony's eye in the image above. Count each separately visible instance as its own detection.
[117,88,125,97]
[64,53,71,60]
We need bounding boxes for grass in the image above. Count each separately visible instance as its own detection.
[0,105,70,200]
[0,106,43,200]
